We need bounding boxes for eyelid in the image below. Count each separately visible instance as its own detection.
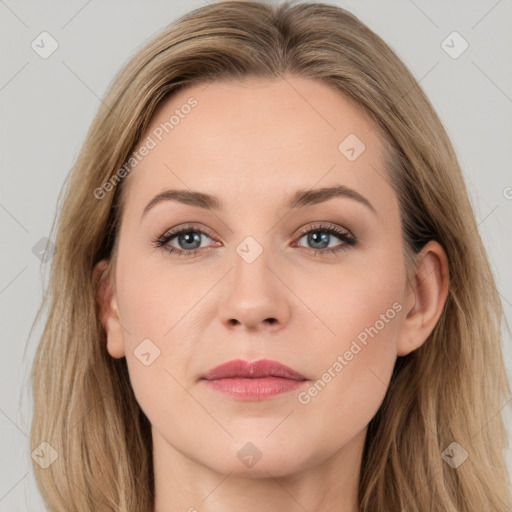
[295,221,354,239]
[162,223,218,241]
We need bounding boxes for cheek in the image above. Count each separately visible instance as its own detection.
[115,248,199,340]
[294,289,403,456]
[292,247,405,428]
[294,247,406,357]
[115,263,199,428]
[113,250,193,408]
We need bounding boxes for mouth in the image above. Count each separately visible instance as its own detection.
[199,358,308,401]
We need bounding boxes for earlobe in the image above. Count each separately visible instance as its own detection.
[397,241,450,357]
[93,259,126,359]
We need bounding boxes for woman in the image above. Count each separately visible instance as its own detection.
[30,1,511,511]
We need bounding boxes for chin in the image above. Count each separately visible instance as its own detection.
[198,440,312,478]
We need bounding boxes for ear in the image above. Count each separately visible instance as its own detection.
[397,241,449,357]
[93,259,126,359]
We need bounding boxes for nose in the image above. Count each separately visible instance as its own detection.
[217,248,291,333]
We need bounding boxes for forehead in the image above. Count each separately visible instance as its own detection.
[121,77,395,218]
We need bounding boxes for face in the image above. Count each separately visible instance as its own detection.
[98,77,420,477]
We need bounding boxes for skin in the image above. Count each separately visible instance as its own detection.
[94,77,449,512]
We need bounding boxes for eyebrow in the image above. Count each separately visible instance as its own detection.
[141,184,376,219]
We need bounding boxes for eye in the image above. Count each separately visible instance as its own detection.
[152,222,357,258]
[293,223,357,256]
[152,224,217,258]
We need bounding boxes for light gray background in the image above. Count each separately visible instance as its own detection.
[1,0,511,510]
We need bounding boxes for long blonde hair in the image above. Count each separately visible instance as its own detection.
[29,1,511,510]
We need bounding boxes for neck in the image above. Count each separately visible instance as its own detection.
[152,426,366,512]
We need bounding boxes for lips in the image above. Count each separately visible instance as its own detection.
[200,358,307,381]
[199,359,308,401]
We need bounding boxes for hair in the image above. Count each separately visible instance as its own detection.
[28,1,511,511]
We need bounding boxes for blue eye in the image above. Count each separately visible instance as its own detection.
[294,224,357,256]
[152,222,357,258]
[153,226,215,257]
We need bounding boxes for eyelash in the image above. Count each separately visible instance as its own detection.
[152,222,357,259]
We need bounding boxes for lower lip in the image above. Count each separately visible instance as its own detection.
[202,377,306,400]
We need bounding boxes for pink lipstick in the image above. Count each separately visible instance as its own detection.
[200,359,307,400]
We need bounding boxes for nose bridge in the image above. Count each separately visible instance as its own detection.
[217,230,290,331]
[233,233,272,292]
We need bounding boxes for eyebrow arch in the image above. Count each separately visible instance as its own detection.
[288,185,376,214]
[141,184,376,219]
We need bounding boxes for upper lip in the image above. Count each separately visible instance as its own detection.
[200,359,307,381]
